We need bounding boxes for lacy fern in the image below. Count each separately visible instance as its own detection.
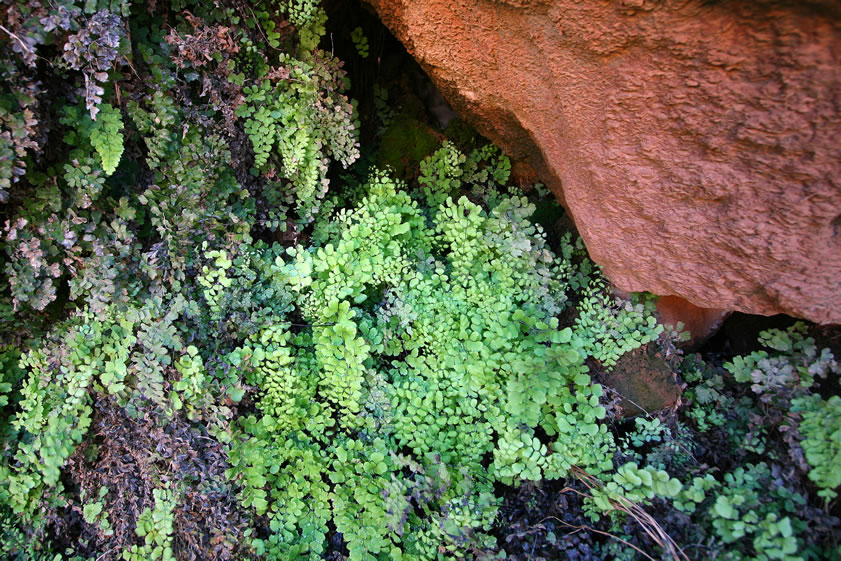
[219,165,622,559]
[88,102,124,175]
[791,394,841,500]
[237,47,359,218]
[574,277,663,368]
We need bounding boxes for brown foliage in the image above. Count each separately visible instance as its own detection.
[57,398,252,561]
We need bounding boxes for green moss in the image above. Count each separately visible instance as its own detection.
[376,112,441,179]
[443,117,479,151]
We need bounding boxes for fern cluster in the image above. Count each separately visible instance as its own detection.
[238,54,360,218]
[574,277,664,368]
[88,103,124,176]
[215,159,634,559]
[122,484,177,561]
[793,394,841,499]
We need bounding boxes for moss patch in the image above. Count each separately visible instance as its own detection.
[376,112,441,180]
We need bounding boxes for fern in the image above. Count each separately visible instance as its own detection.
[89,103,124,175]
[792,394,841,500]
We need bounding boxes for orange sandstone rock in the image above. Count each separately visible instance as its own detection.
[655,295,730,349]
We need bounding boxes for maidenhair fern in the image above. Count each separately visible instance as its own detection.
[89,103,124,175]
[122,484,177,561]
[218,165,625,559]
[791,394,841,500]
[574,276,663,368]
[237,34,359,218]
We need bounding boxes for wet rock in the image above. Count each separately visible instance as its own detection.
[599,345,682,416]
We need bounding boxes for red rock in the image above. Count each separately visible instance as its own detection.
[509,159,538,189]
[655,295,729,349]
[599,345,682,416]
[366,0,841,324]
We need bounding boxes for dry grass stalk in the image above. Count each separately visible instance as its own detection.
[561,465,689,561]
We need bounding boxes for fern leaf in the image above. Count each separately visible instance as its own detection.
[90,103,124,176]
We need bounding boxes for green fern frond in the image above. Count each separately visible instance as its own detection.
[89,103,124,176]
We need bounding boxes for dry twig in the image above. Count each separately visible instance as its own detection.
[562,465,689,561]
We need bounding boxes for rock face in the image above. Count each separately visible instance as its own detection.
[366,0,841,324]
[654,296,730,349]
